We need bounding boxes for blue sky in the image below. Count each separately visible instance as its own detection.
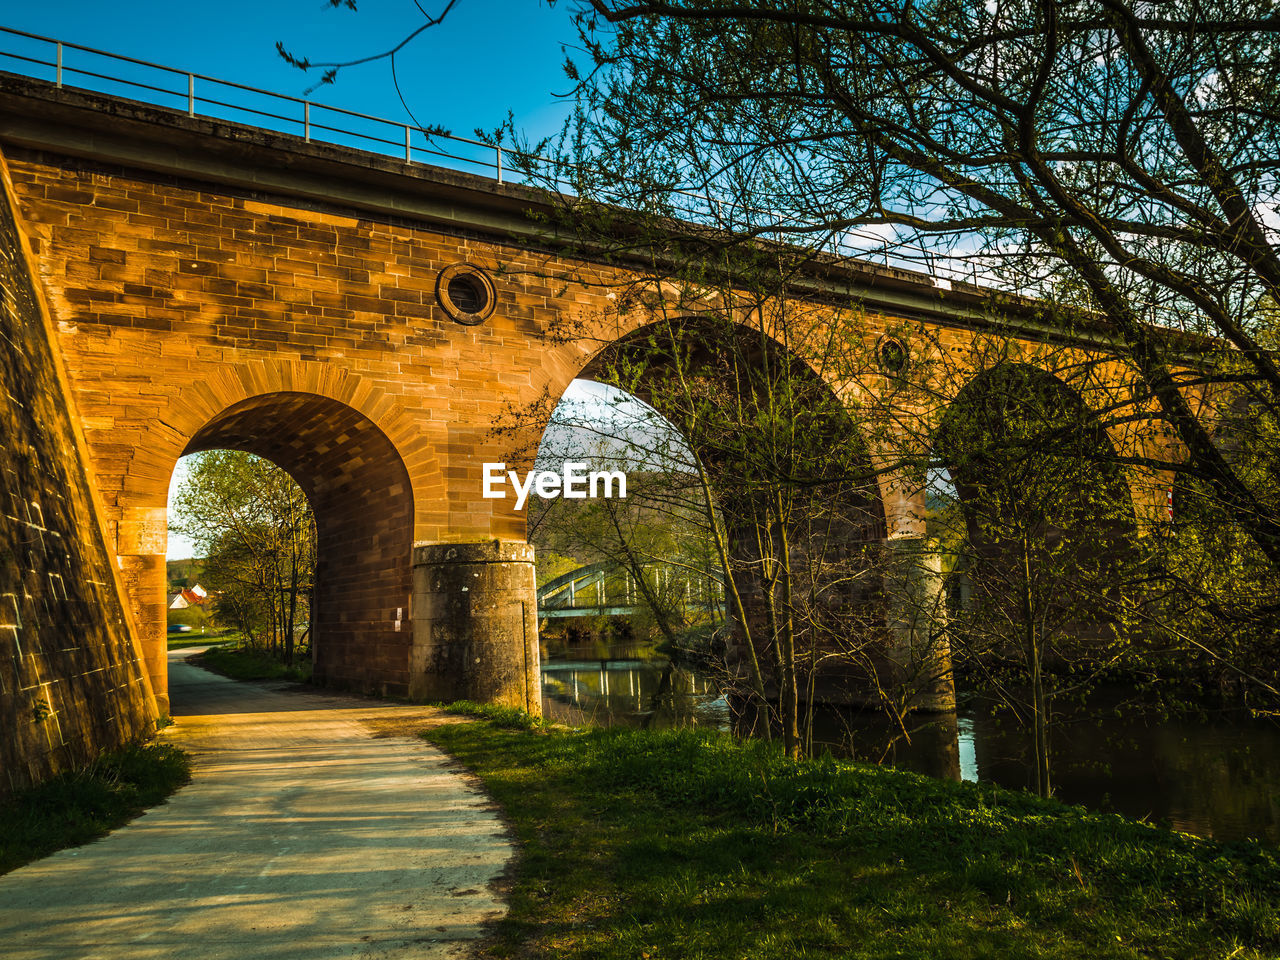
[1,1,580,146]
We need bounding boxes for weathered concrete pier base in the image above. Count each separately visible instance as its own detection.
[410,541,541,714]
[884,535,956,713]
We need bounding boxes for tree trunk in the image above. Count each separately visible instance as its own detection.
[1022,537,1051,799]
[776,493,801,760]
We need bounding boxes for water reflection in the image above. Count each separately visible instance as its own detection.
[540,657,730,731]
[540,648,1280,844]
[957,705,1280,845]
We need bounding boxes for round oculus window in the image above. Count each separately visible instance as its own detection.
[437,263,496,325]
[878,336,910,375]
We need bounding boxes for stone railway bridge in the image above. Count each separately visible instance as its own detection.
[0,73,1191,790]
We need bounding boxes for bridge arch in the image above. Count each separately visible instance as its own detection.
[111,358,439,713]
[915,334,1174,530]
[932,359,1138,524]
[570,313,886,482]
[117,358,439,529]
[569,314,889,552]
[183,392,415,697]
[132,390,417,712]
[931,361,1138,644]
[534,314,918,706]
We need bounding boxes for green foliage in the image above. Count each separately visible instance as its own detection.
[167,629,240,650]
[171,450,314,667]
[426,718,1280,959]
[443,700,546,729]
[197,643,312,684]
[532,468,724,647]
[0,743,190,875]
[167,603,212,632]
[1145,476,1280,703]
[534,550,580,589]
[1133,315,1280,701]
[165,557,205,589]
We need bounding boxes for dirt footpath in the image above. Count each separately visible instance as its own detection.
[0,647,512,959]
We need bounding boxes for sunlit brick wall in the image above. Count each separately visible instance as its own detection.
[0,158,156,794]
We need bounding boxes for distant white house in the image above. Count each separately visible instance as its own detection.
[168,584,210,610]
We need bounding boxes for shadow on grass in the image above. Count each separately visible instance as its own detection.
[196,644,312,684]
[426,719,1280,960]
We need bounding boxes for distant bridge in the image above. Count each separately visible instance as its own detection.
[538,563,638,619]
[537,562,725,620]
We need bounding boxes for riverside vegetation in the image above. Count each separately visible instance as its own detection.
[428,703,1280,960]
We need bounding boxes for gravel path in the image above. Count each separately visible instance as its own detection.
[0,647,512,959]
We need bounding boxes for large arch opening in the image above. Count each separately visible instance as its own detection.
[932,363,1137,640]
[166,450,315,665]
[533,316,896,726]
[169,391,415,700]
[931,363,1138,795]
[528,378,726,725]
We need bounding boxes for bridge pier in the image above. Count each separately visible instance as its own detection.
[883,536,955,712]
[876,461,955,712]
[409,541,541,715]
[117,507,170,716]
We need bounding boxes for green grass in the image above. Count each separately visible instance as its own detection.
[426,711,1280,960]
[167,627,242,649]
[167,631,239,650]
[0,742,191,875]
[197,643,312,683]
[443,699,549,729]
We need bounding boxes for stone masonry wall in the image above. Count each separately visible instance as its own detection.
[0,153,157,794]
[0,132,1182,713]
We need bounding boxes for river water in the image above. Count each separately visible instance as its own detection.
[540,651,1280,845]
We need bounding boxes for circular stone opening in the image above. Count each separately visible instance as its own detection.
[437,263,497,325]
[878,337,909,375]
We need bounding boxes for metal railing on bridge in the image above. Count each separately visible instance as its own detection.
[0,25,997,288]
[0,25,522,184]
[538,562,636,619]
[537,561,724,620]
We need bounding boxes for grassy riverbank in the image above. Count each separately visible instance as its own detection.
[0,742,190,875]
[426,705,1280,960]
